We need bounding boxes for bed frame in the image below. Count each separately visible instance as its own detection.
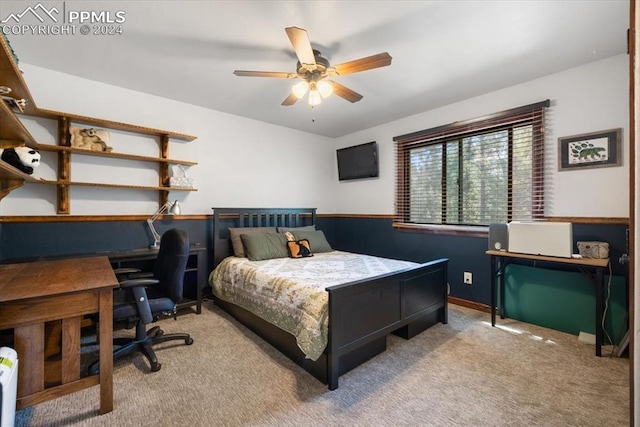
[211,207,449,389]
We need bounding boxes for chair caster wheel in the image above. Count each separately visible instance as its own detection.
[185,337,194,345]
[151,362,161,372]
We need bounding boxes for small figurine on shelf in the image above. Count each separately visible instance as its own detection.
[69,126,113,152]
[0,146,41,174]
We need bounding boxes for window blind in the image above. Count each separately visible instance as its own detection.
[393,100,550,227]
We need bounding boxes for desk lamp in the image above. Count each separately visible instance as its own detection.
[147,200,181,249]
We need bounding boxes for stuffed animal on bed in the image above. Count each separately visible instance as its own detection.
[0,146,41,174]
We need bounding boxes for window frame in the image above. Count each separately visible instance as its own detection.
[393,100,550,236]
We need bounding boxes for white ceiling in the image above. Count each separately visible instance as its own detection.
[1,1,630,138]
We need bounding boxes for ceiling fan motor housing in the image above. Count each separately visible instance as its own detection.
[297,50,331,79]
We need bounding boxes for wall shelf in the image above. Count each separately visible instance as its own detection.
[0,160,39,199]
[33,108,197,142]
[0,35,198,212]
[33,143,197,166]
[0,36,37,116]
[0,99,36,147]
[32,180,197,192]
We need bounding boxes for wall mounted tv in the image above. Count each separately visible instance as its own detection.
[337,141,379,181]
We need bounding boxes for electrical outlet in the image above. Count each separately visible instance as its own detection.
[463,272,472,285]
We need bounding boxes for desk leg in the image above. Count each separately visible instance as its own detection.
[499,258,506,320]
[15,324,45,397]
[98,289,114,414]
[196,250,205,314]
[595,267,604,357]
[490,256,496,326]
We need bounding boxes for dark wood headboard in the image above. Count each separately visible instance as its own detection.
[211,208,317,267]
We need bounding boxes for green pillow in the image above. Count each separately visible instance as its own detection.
[240,233,289,261]
[292,230,333,253]
[229,227,277,257]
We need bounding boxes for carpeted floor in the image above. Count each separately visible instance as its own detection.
[15,302,629,426]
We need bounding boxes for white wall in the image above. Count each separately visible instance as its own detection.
[333,54,629,218]
[2,54,628,218]
[1,64,337,216]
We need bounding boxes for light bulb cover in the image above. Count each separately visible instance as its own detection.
[308,89,322,106]
[317,80,333,98]
[292,81,309,98]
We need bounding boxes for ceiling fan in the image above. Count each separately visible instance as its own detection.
[233,26,392,106]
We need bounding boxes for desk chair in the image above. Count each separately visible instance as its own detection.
[89,228,194,374]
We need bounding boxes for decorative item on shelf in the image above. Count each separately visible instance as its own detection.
[147,200,181,249]
[169,164,193,188]
[577,241,609,259]
[69,126,113,152]
[1,94,27,113]
[0,146,41,174]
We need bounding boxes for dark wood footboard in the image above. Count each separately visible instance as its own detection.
[326,258,448,389]
[210,208,449,389]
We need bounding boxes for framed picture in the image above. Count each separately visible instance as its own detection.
[558,128,622,171]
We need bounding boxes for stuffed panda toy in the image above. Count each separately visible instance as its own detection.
[0,146,41,174]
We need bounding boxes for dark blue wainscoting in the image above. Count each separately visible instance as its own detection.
[0,215,629,341]
[1,216,628,302]
[0,219,212,265]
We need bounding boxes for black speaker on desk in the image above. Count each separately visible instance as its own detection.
[488,223,508,251]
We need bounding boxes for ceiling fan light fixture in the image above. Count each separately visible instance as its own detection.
[292,80,309,98]
[308,89,322,106]
[317,80,333,98]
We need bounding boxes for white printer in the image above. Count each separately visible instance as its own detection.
[508,221,573,258]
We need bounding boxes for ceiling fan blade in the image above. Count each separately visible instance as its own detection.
[281,93,299,106]
[285,27,316,69]
[332,52,392,76]
[330,81,363,103]
[233,70,296,78]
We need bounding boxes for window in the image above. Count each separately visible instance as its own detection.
[394,100,549,229]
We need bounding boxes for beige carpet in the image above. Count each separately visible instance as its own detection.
[15,302,629,426]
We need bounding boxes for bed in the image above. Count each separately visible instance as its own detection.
[209,208,449,389]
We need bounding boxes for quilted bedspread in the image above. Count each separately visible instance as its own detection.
[208,251,417,361]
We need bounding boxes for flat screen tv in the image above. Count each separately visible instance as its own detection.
[336,141,379,181]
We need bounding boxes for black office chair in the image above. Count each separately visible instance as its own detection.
[89,228,194,374]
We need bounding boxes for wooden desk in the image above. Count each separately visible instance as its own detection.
[0,256,118,414]
[486,250,609,356]
[0,246,207,315]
